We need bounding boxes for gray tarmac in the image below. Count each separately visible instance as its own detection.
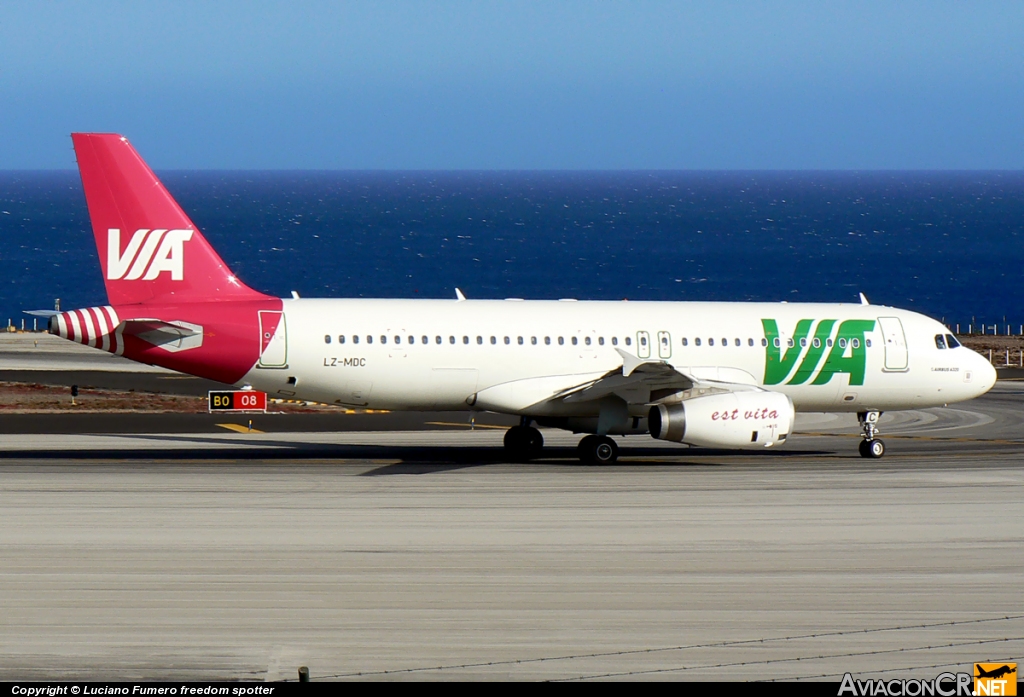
[0,340,1022,681]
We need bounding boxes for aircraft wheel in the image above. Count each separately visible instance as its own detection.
[504,426,544,461]
[577,435,598,464]
[859,439,885,459]
[578,435,619,465]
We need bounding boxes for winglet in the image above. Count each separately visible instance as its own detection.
[455,288,466,301]
[859,292,870,305]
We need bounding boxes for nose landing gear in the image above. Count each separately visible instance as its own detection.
[857,411,885,458]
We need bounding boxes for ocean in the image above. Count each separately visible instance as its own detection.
[2,171,1023,330]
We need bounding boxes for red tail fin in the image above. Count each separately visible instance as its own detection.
[71,133,270,306]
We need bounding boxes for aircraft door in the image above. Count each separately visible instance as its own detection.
[877,316,908,371]
[258,311,287,368]
[637,331,651,359]
[657,331,672,359]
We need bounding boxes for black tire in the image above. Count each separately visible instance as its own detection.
[859,439,885,458]
[504,426,544,461]
[576,435,599,464]
[578,435,618,464]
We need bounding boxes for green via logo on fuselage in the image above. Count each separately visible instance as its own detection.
[762,319,876,386]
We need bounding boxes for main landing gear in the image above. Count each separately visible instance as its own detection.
[502,420,621,465]
[858,411,885,458]
[503,418,544,461]
[577,435,619,465]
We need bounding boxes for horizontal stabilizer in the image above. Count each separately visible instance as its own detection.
[119,318,204,352]
[120,318,200,337]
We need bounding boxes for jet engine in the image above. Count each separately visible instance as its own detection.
[648,391,794,448]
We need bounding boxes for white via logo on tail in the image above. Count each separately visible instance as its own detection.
[107,228,194,281]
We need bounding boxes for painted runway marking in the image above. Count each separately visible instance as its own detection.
[216,423,264,434]
[425,421,508,430]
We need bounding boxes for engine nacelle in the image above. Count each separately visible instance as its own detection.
[648,391,795,449]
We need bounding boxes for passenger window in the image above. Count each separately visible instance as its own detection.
[709,338,715,346]
[367,336,373,344]
[463,336,469,344]
[598,337,604,346]
[748,338,754,347]
[852,338,860,349]
[611,337,618,346]
[640,336,647,347]
[734,338,740,346]
[681,337,688,346]
[490,336,496,345]
[773,338,780,348]
[571,337,578,345]
[437,336,443,344]
[722,338,727,346]
[381,336,387,344]
[935,334,946,349]
[827,339,833,347]
[866,339,872,347]
[505,336,511,345]
[545,336,551,345]
[394,336,401,344]
[839,338,847,349]
[324,335,331,344]
[625,337,632,346]
[799,338,807,348]
[762,338,767,347]
[353,335,360,344]
[585,337,591,346]
[812,338,820,348]
[558,337,565,345]
[339,335,346,344]
[787,338,794,348]
[695,338,702,346]
[477,336,483,345]
[531,337,537,345]
[946,334,961,348]
[518,336,524,345]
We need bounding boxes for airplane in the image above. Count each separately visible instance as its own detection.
[975,665,1016,680]
[44,133,997,464]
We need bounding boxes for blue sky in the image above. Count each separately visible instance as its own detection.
[1,1,1022,169]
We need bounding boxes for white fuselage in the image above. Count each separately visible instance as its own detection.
[240,299,996,416]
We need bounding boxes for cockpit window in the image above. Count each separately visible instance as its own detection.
[935,334,947,350]
[945,334,961,348]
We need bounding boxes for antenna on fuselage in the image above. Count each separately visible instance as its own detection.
[455,288,466,302]
[859,292,870,305]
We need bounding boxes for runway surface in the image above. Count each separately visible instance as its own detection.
[0,386,1022,681]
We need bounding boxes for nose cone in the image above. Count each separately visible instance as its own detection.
[974,352,997,395]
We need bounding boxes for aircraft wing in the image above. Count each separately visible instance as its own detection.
[473,348,762,413]
[557,348,761,404]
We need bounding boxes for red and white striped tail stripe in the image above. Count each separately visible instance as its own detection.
[51,306,123,355]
